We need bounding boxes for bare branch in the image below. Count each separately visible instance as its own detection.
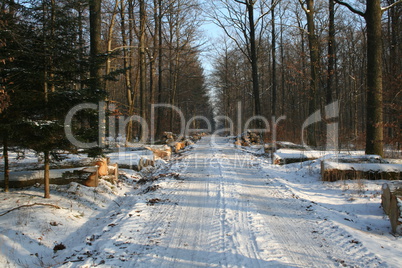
[333,0,365,17]
[0,203,62,217]
[298,0,309,14]
[213,14,250,62]
[255,0,280,25]
[234,0,247,5]
[382,0,402,13]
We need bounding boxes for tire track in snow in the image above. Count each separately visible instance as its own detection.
[241,148,385,267]
[216,151,265,267]
[216,142,337,267]
[138,148,229,267]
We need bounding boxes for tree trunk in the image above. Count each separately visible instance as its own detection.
[139,0,147,130]
[120,0,134,142]
[89,0,102,93]
[365,0,384,156]
[77,4,85,90]
[327,0,335,105]
[280,12,285,115]
[3,131,9,193]
[44,151,50,198]
[105,0,119,91]
[305,0,320,146]
[156,0,164,140]
[271,0,277,118]
[247,1,262,126]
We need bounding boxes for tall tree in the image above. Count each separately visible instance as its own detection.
[0,0,16,192]
[327,0,335,105]
[155,0,164,139]
[89,0,102,94]
[210,0,273,129]
[139,0,147,125]
[271,0,277,118]
[334,0,402,156]
[299,0,321,146]
[242,0,262,126]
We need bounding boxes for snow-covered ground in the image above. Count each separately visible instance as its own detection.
[0,136,401,267]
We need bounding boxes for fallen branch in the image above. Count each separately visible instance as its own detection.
[0,203,62,217]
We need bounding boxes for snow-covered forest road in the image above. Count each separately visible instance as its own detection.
[54,136,388,267]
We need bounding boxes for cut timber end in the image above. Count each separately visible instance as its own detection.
[382,183,392,215]
[381,182,402,235]
[390,195,402,235]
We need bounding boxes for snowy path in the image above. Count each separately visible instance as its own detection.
[57,136,383,267]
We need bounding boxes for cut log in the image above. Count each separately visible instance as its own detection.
[389,194,402,235]
[321,160,402,182]
[83,166,99,187]
[381,182,402,234]
[234,139,242,146]
[82,159,119,187]
[382,183,392,215]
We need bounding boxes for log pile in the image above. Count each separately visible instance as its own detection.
[190,132,207,142]
[321,156,402,182]
[162,131,205,145]
[160,131,203,154]
[162,132,176,145]
[234,131,262,146]
[274,154,315,165]
[381,182,402,235]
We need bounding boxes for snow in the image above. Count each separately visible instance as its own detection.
[0,136,401,267]
[323,161,402,173]
[274,149,365,162]
[0,168,84,182]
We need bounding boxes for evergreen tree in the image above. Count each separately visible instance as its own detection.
[1,0,105,197]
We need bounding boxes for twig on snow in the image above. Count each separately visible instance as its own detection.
[0,203,62,217]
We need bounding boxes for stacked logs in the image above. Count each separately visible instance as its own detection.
[234,131,261,146]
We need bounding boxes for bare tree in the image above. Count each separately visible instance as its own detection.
[298,0,321,146]
[89,0,102,93]
[209,0,275,129]
[326,0,335,105]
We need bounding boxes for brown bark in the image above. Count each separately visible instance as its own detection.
[365,0,384,156]
[246,1,262,125]
[304,0,320,147]
[327,0,335,105]
[139,0,147,128]
[156,0,164,140]
[89,0,102,93]
[105,0,119,91]
[271,0,277,118]
[120,0,134,142]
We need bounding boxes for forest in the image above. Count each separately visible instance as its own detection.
[1,2,402,265]
[1,0,401,160]
[209,0,401,156]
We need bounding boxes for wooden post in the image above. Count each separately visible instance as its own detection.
[95,165,99,187]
